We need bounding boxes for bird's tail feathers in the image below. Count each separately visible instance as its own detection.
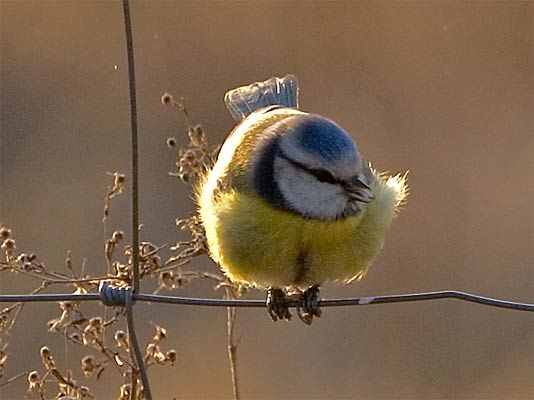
[224,74,299,121]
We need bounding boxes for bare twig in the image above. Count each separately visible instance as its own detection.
[0,371,27,387]
[224,286,241,400]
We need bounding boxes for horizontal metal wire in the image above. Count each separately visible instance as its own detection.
[1,290,533,312]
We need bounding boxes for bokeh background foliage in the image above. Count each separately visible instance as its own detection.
[1,1,533,399]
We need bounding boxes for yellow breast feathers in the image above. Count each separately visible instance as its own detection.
[199,165,407,289]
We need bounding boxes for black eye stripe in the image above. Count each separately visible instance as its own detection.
[277,150,341,185]
[309,168,339,184]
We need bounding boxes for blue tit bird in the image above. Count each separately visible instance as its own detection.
[198,75,407,324]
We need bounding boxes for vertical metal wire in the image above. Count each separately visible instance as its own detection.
[122,0,140,295]
[121,1,151,399]
[125,288,152,400]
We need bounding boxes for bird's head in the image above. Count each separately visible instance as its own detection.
[252,114,373,221]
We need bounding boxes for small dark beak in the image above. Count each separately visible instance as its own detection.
[343,177,373,203]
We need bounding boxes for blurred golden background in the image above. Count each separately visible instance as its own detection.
[1,1,532,399]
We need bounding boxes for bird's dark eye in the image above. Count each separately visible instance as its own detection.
[310,168,338,184]
[277,149,340,185]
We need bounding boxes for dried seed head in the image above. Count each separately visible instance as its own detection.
[111,230,124,243]
[84,317,104,345]
[140,241,156,254]
[182,149,196,162]
[47,319,58,331]
[70,332,81,342]
[119,384,131,400]
[189,124,205,146]
[0,227,11,240]
[40,346,55,369]
[81,355,95,376]
[153,325,167,342]
[179,171,191,183]
[40,346,50,358]
[167,137,177,148]
[161,93,173,105]
[27,370,40,390]
[28,370,40,383]
[59,301,73,311]
[114,330,128,348]
[89,317,103,327]
[21,262,32,271]
[1,238,15,252]
[81,355,95,366]
[114,330,126,341]
[115,262,131,279]
[166,349,177,364]
[154,349,166,364]
[159,271,173,284]
[146,343,157,355]
[16,253,29,263]
[0,311,9,331]
[83,331,96,346]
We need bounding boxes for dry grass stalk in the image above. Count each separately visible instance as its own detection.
[0,99,243,398]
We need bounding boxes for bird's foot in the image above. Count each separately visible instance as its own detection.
[266,288,292,321]
[297,285,322,325]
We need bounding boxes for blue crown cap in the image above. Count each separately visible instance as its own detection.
[289,115,357,163]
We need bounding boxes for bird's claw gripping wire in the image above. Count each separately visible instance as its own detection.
[267,288,292,321]
[266,286,322,324]
[297,285,322,325]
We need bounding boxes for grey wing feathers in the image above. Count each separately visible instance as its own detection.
[224,75,299,122]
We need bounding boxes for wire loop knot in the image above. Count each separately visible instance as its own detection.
[99,282,133,307]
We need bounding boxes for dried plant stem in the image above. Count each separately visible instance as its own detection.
[0,371,27,387]
[69,325,127,375]
[225,287,240,400]
[64,329,69,383]
[0,258,119,286]
[4,268,126,285]
[227,308,239,400]
[4,282,49,335]
[131,368,138,399]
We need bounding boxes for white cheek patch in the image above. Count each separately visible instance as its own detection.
[274,158,349,220]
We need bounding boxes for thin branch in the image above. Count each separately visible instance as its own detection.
[0,371,27,387]
[224,287,240,400]
[4,282,51,335]
[7,269,127,285]
[69,325,131,375]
